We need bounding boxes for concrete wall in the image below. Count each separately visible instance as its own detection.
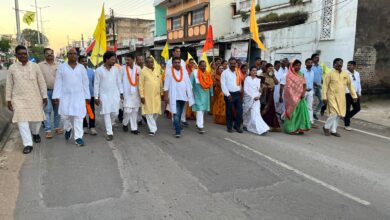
[354,0,390,92]
[210,0,234,39]
[0,72,12,147]
[230,0,358,67]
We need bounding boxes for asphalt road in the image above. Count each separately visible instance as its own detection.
[13,114,390,220]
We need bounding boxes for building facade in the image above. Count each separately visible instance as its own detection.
[106,17,154,50]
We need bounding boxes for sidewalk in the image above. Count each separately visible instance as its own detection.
[355,99,390,128]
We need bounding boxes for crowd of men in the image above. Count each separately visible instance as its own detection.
[5,45,362,154]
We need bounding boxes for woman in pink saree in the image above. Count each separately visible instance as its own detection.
[283,60,311,134]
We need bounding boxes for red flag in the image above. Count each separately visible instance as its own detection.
[113,42,117,52]
[202,25,214,52]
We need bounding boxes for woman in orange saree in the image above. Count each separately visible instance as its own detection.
[212,65,226,125]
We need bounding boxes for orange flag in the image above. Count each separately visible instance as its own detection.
[202,25,214,52]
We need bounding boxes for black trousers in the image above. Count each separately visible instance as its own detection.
[224,91,243,130]
[344,93,360,126]
[83,97,96,128]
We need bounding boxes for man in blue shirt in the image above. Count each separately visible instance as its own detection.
[311,53,324,119]
[79,55,97,135]
[302,58,317,128]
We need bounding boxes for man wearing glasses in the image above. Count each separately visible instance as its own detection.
[344,61,361,131]
[6,45,48,154]
[39,48,62,139]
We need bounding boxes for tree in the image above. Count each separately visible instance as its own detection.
[28,45,45,62]
[0,39,11,53]
[21,28,49,46]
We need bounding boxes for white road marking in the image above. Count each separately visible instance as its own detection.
[317,120,390,141]
[224,138,371,206]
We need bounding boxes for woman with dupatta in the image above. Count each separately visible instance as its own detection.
[283,60,311,134]
[212,65,226,125]
[260,63,281,131]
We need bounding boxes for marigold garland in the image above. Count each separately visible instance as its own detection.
[172,67,183,82]
[198,69,213,89]
[126,65,138,87]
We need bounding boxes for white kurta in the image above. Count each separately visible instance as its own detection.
[121,64,141,108]
[274,68,286,114]
[243,76,269,135]
[94,65,123,114]
[53,63,90,118]
[163,68,194,114]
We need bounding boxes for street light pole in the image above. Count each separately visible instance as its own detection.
[14,0,21,44]
[34,0,41,45]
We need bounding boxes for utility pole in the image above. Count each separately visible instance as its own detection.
[110,8,116,50]
[38,6,49,45]
[81,34,84,48]
[14,0,21,44]
[34,0,41,45]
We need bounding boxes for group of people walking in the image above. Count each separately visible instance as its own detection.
[5,45,362,154]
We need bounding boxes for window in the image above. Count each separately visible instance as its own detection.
[239,0,251,11]
[172,16,181,30]
[320,0,335,40]
[192,9,204,25]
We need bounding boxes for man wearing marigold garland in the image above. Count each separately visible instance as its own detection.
[164,57,194,138]
[121,53,142,135]
[139,57,163,136]
[221,57,243,133]
[190,60,213,134]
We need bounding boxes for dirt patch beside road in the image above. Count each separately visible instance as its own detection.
[0,127,24,220]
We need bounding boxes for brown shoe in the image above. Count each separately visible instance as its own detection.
[323,127,330,136]
[311,123,318,129]
[331,132,341,137]
[45,132,53,139]
[55,128,63,134]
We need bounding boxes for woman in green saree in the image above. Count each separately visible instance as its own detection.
[283,60,311,135]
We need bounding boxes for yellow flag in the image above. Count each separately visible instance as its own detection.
[91,5,107,66]
[161,42,169,62]
[250,0,267,51]
[22,11,36,26]
[201,52,211,72]
[186,52,198,65]
[321,62,332,78]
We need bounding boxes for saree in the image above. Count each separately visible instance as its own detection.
[260,75,280,130]
[283,65,311,134]
[212,72,226,125]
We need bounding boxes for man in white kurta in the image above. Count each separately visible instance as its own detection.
[94,52,123,141]
[165,46,188,127]
[53,48,90,147]
[164,57,194,138]
[6,45,48,154]
[121,54,141,134]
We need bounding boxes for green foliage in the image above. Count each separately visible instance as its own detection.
[240,11,249,22]
[255,4,261,12]
[290,0,303,5]
[258,11,309,25]
[0,39,11,53]
[22,28,48,46]
[28,45,45,62]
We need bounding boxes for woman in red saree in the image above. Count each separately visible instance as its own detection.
[283,60,311,134]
